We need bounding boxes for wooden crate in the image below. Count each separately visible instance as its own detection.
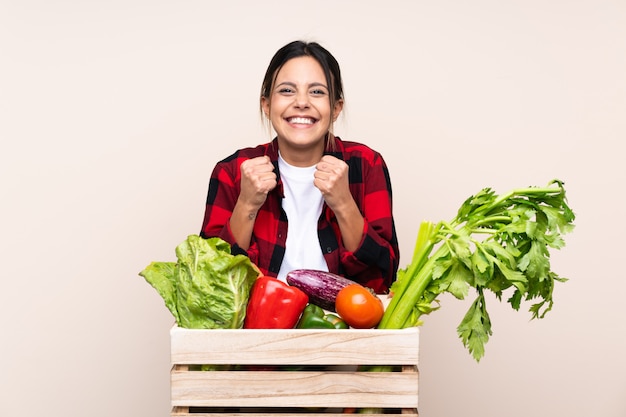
[170,326,419,416]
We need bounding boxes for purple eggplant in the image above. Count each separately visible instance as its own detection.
[286,269,358,312]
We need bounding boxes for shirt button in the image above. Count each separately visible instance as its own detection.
[326,247,332,253]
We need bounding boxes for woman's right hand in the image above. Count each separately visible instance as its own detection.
[238,155,277,211]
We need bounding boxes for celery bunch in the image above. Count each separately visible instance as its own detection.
[379,179,575,361]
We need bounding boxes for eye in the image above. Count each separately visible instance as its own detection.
[310,88,328,96]
[278,87,295,95]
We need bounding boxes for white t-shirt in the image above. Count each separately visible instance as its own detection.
[277,153,328,282]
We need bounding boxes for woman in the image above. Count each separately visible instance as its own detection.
[200,40,398,293]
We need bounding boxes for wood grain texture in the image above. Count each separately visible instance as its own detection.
[169,326,419,415]
[171,368,418,408]
[170,327,419,365]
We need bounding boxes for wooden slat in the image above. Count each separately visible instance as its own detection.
[171,369,419,409]
[171,411,417,417]
[170,327,419,366]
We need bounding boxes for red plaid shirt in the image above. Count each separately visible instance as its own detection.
[200,137,399,293]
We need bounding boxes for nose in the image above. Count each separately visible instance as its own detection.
[294,90,310,109]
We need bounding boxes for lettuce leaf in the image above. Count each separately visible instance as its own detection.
[139,261,179,323]
[139,235,260,329]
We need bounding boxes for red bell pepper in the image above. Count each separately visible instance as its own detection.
[243,276,309,329]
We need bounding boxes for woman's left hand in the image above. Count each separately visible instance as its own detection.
[314,155,364,251]
[314,155,352,211]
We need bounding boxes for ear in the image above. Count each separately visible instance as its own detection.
[332,99,344,121]
[261,96,270,118]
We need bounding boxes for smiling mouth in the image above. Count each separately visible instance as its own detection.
[286,116,317,125]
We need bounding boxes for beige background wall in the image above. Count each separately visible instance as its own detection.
[2,1,625,416]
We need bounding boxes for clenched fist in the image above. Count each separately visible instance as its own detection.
[314,155,352,211]
[239,155,277,210]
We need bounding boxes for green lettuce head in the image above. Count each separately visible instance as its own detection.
[139,235,260,329]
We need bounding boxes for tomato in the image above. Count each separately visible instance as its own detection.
[335,284,384,329]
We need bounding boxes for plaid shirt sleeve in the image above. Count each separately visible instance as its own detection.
[200,141,287,277]
[321,138,399,293]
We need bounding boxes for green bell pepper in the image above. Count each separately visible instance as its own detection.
[297,304,349,329]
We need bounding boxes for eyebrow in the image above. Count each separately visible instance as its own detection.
[275,81,329,90]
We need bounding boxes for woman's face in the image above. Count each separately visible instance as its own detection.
[262,56,343,165]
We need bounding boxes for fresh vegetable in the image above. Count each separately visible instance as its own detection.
[243,276,309,329]
[325,313,349,329]
[335,284,385,329]
[286,269,358,311]
[379,179,575,361]
[297,304,349,329]
[139,234,261,329]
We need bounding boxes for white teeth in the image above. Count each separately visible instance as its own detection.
[288,117,314,124]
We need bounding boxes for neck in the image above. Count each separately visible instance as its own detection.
[277,138,326,167]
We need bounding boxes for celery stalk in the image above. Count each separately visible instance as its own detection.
[377,179,575,361]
